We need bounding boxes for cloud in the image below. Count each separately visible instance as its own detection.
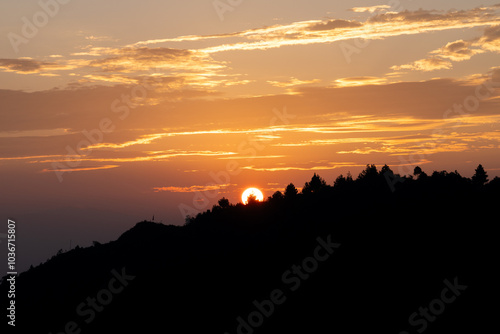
[0,128,73,138]
[392,57,453,72]
[1,71,499,178]
[431,39,484,61]
[306,19,362,31]
[84,133,167,150]
[71,46,117,57]
[32,150,237,164]
[85,35,114,42]
[89,47,225,73]
[267,77,320,87]
[393,24,500,72]
[3,5,499,95]
[332,76,388,87]
[202,6,500,54]
[368,7,492,23]
[349,5,391,14]
[0,58,75,74]
[40,165,119,173]
[241,162,361,172]
[125,6,500,56]
[478,24,500,52]
[153,183,232,193]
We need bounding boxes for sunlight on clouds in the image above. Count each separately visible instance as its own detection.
[179,6,500,55]
[332,76,388,87]
[153,183,232,193]
[349,5,391,13]
[430,40,485,61]
[0,128,74,138]
[32,150,236,164]
[241,162,362,172]
[89,47,226,74]
[0,154,66,161]
[40,165,119,173]
[394,25,500,72]
[0,58,80,74]
[85,133,168,150]
[392,57,453,72]
[267,77,321,87]
[83,74,140,85]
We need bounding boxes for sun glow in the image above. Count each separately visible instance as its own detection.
[242,188,264,204]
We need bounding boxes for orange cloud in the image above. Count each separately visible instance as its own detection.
[89,47,225,74]
[267,77,321,88]
[84,133,167,150]
[241,162,362,172]
[145,6,500,54]
[431,40,484,61]
[0,58,77,74]
[40,165,119,173]
[392,57,453,72]
[333,76,388,87]
[394,25,500,72]
[306,19,362,31]
[478,24,500,52]
[153,183,232,193]
[349,5,391,14]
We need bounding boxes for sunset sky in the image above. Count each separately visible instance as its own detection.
[1,0,500,270]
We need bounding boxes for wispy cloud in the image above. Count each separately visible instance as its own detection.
[85,133,167,150]
[430,39,485,61]
[89,47,225,73]
[349,5,391,14]
[393,24,500,71]
[332,76,388,87]
[32,150,236,164]
[142,6,500,55]
[392,57,453,72]
[0,58,78,74]
[241,162,361,172]
[267,77,320,88]
[153,183,232,193]
[40,165,119,173]
[0,128,73,138]
[306,19,362,31]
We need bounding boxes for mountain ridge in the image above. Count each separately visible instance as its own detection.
[2,164,498,333]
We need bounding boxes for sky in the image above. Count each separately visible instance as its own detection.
[1,0,500,271]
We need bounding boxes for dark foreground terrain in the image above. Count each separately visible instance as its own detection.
[2,165,498,333]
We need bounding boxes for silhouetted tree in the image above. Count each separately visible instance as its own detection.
[380,164,393,176]
[302,173,327,194]
[346,172,353,183]
[246,193,259,205]
[185,215,195,225]
[218,197,230,208]
[269,191,284,203]
[358,164,378,181]
[472,164,488,185]
[413,166,427,179]
[334,174,347,188]
[284,183,298,199]
[334,173,354,189]
[486,176,500,191]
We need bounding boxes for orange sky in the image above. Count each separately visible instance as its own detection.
[1,0,500,270]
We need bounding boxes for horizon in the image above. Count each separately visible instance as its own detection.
[1,0,500,271]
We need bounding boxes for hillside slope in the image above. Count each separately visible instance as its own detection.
[2,166,498,333]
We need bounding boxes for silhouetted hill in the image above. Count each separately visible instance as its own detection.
[2,164,498,333]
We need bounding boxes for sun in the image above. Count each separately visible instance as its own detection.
[242,188,264,204]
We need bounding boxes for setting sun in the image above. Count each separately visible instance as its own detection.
[242,188,264,204]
